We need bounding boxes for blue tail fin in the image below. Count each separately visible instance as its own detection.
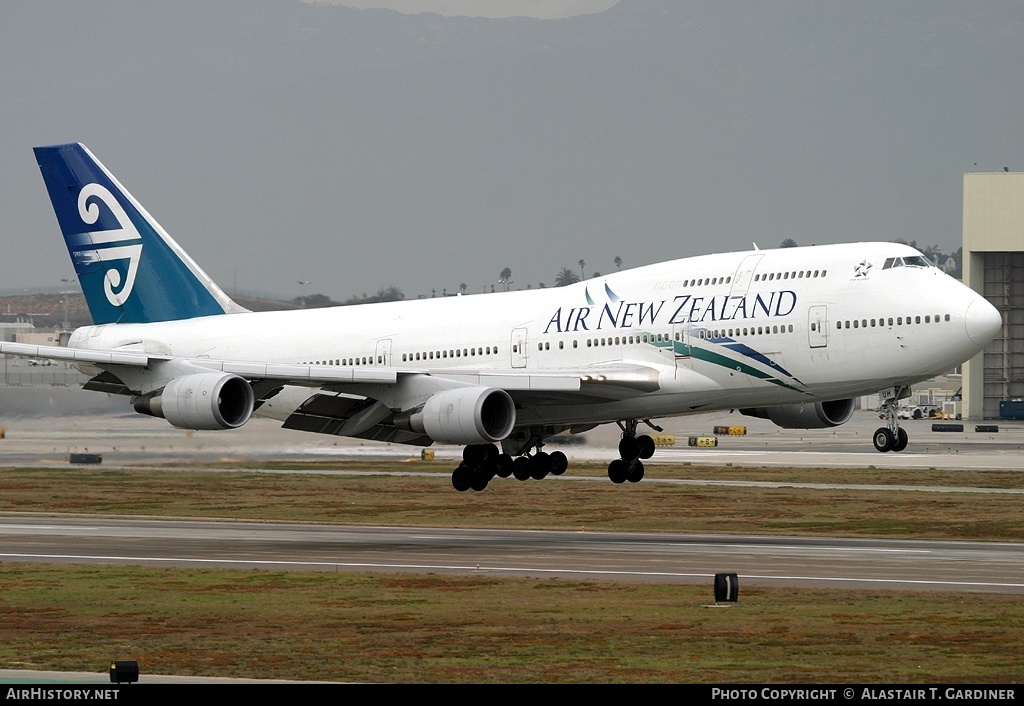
[34,143,246,325]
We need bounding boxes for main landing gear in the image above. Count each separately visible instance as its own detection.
[451,442,567,492]
[451,419,663,490]
[607,419,659,484]
[873,385,910,453]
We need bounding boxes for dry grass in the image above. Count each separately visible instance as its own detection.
[0,463,1022,540]
[1,564,1022,683]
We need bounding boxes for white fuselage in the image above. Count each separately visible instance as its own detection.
[68,242,997,428]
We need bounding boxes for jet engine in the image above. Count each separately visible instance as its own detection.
[739,398,855,429]
[133,372,255,430]
[396,386,516,445]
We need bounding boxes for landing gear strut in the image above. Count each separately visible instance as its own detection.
[608,419,659,483]
[873,385,910,453]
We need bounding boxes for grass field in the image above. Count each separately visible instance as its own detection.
[1,461,1022,683]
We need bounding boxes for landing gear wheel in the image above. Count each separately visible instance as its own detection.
[626,460,645,483]
[470,468,491,491]
[531,451,551,480]
[512,456,533,481]
[618,436,640,461]
[872,427,894,453]
[549,451,568,476]
[892,427,909,452]
[636,435,656,460]
[608,459,628,484]
[495,453,514,478]
[462,445,484,465]
[452,462,472,491]
[481,444,498,463]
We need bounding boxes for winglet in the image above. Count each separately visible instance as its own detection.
[34,143,247,324]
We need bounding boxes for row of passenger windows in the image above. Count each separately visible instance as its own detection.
[754,269,827,282]
[680,276,731,287]
[700,324,795,339]
[303,345,499,367]
[663,268,830,289]
[302,310,952,367]
[836,314,950,329]
[304,357,377,366]
[403,347,497,362]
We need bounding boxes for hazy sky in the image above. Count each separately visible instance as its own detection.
[1,1,1021,303]
[311,1,620,19]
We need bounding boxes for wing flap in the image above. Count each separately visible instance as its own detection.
[0,341,148,367]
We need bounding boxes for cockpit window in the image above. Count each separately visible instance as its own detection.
[883,255,933,270]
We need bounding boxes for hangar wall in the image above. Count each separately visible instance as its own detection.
[962,172,1024,419]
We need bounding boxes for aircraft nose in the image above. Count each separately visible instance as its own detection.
[965,296,1001,347]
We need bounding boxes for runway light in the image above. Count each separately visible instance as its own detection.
[109,660,139,684]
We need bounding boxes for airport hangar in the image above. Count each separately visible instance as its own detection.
[962,169,1024,420]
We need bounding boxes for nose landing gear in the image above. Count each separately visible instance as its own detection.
[873,385,910,452]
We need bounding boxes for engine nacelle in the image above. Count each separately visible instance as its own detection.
[133,372,255,430]
[739,398,856,429]
[397,386,516,445]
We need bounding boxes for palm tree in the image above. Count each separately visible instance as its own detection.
[578,259,586,279]
[780,238,798,248]
[554,267,580,287]
[378,285,404,302]
[459,283,468,295]
[499,267,513,291]
[614,256,623,270]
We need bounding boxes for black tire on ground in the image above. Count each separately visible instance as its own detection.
[714,573,739,603]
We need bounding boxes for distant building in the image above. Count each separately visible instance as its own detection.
[962,171,1024,419]
[0,320,34,343]
[15,331,61,346]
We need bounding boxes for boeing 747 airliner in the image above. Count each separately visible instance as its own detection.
[1,144,1003,490]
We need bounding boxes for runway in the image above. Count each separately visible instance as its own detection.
[3,395,1024,596]
[2,399,1024,470]
[3,516,1024,594]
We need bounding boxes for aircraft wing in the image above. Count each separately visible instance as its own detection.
[1,342,660,444]
[1,341,659,398]
[1,341,151,368]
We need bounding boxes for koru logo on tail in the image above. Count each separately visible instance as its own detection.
[73,183,143,306]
